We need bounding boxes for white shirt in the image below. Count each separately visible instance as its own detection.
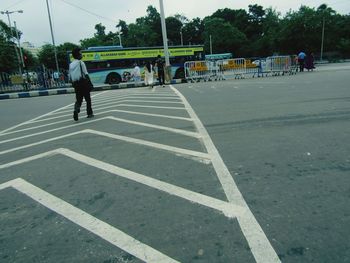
[69,59,88,82]
[132,66,141,77]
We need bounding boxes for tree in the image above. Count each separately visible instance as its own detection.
[211,8,250,37]
[117,20,129,38]
[203,17,247,55]
[37,42,79,70]
[0,20,20,73]
[182,17,204,45]
[94,23,106,38]
[126,23,158,47]
[165,17,183,45]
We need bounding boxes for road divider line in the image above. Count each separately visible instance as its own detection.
[0,178,180,263]
[93,93,180,102]
[0,116,200,145]
[117,104,186,110]
[0,91,107,135]
[171,85,281,263]
[0,110,193,137]
[28,104,187,124]
[0,102,73,135]
[0,148,245,218]
[0,129,210,163]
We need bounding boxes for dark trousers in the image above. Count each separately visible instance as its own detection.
[74,87,93,115]
[158,70,165,85]
[298,59,305,72]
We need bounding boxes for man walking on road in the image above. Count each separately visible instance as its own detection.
[69,48,94,121]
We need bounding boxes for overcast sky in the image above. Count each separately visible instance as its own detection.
[1,0,349,47]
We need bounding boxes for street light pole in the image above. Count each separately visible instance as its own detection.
[180,29,183,46]
[14,21,25,68]
[45,0,60,74]
[320,16,325,61]
[118,33,122,47]
[159,0,170,67]
[159,0,171,83]
[1,10,23,74]
[210,34,213,54]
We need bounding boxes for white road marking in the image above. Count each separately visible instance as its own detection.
[0,148,244,218]
[1,86,279,262]
[93,93,180,102]
[0,102,72,135]
[0,110,193,137]
[117,104,186,110]
[0,129,210,163]
[0,178,180,263]
[96,97,182,107]
[0,91,108,135]
[0,116,201,145]
[27,103,187,124]
[171,85,281,263]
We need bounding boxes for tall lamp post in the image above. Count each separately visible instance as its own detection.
[210,34,213,54]
[180,28,183,46]
[117,32,122,47]
[45,0,60,74]
[159,0,171,82]
[14,21,25,69]
[0,10,23,74]
[320,16,325,61]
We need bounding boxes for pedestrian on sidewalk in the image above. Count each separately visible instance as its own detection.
[69,48,94,121]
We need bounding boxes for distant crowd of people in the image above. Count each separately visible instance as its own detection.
[297,51,315,72]
[130,55,166,88]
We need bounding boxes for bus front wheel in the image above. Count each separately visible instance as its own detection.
[175,67,185,80]
[106,73,121,84]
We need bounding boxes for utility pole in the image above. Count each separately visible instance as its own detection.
[320,16,325,61]
[118,32,122,47]
[180,28,183,46]
[159,0,170,66]
[159,0,171,82]
[45,0,60,74]
[210,34,213,54]
[14,21,25,68]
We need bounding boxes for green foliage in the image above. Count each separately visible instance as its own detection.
[37,42,79,70]
[182,17,204,45]
[0,38,18,72]
[203,17,247,55]
[165,17,182,45]
[3,4,350,73]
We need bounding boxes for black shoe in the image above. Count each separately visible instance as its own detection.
[87,114,94,118]
[73,111,78,121]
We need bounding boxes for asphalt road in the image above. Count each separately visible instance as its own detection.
[0,63,349,263]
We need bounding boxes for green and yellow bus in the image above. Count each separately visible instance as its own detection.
[68,45,204,84]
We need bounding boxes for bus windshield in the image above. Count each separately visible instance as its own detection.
[68,45,204,84]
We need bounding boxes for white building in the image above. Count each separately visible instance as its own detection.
[22,41,41,57]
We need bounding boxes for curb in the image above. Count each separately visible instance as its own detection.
[0,79,183,100]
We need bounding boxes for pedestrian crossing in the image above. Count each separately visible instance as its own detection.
[0,86,280,262]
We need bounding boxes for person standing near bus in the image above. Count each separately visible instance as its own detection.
[131,63,141,82]
[144,61,154,87]
[155,55,165,87]
[69,48,94,121]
